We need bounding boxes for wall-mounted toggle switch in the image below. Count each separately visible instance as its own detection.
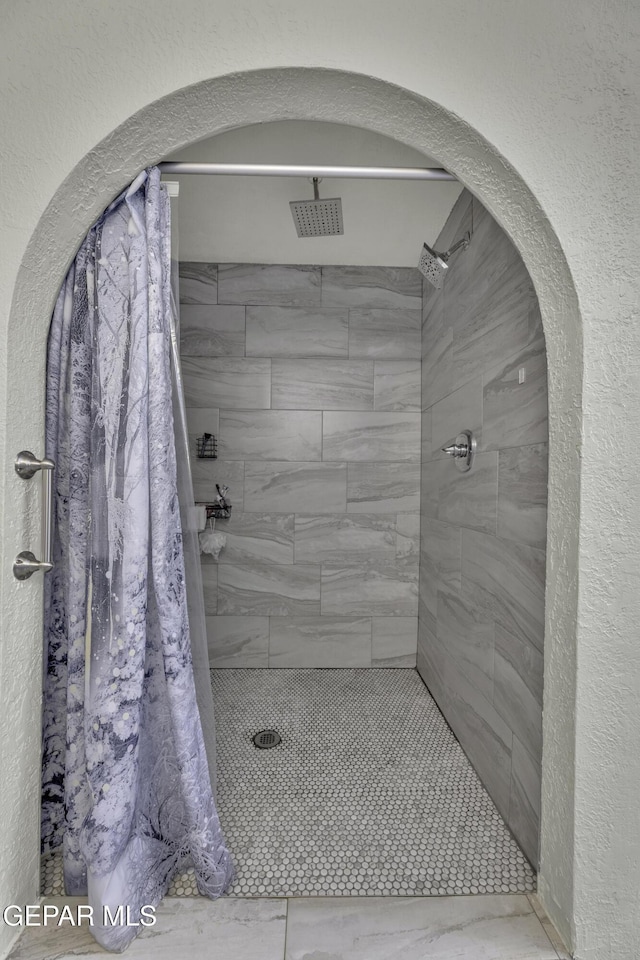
[518,367,526,384]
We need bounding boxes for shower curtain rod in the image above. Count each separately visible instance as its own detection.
[158,162,456,181]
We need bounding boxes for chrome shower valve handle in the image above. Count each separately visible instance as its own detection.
[441,431,476,473]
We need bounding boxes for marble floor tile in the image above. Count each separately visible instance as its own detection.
[214,512,295,565]
[206,615,269,667]
[347,461,420,513]
[244,461,347,513]
[218,263,321,306]
[219,410,322,461]
[284,896,557,960]
[178,261,218,304]
[348,308,422,359]
[182,357,271,410]
[272,358,373,409]
[323,411,421,462]
[373,359,421,411]
[294,513,397,564]
[322,561,419,616]
[371,616,417,666]
[246,306,348,357]
[180,303,246,357]
[322,265,422,310]
[217,562,321,616]
[269,616,372,667]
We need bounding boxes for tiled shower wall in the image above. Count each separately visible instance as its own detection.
[418,190,548,866]
[180,263,422,669]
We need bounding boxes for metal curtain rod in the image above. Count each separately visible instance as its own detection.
[158,162,456,181]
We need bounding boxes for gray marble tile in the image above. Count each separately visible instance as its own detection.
[483,337,548,450]
[212,512,295,565]
[200,563,218,615]
[494,623,543,761]
[322,265,422,309]
[269,616,372,667]
[461,529,546,652]
[179,304,245,356]
[219,410,322,461]
[422,293,453,409]
[182,357,271,409]
[396,513,420,559]
[186,406,220,438]
[420,457,447,519]
[272,359,373,410]
[244,461,347,513]
[437,450,499,535]
[218,562,321,616]
[246,306,348,358]
[323,411,421,461]
[419,517,461,616]
[285,895,556,960]
[178,261,218,304]
[346,462,420,513]
[417,605,449,711]
[192,459,244,509]
[348,308,422,359]
[528,896,570,960]
[373,360,421,411]
[372,616,417,666]
[206,615,270,667]
[511,738,542,869]
[437,586,495,700]
[295,513,396,564]
[430,377,483,459]
[322,561,418,616]
[498,443,548,548]
[421,408,432,461]
[218,262,321,305]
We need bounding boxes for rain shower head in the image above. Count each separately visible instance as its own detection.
[418,233,470,289]
[290,178,344,238]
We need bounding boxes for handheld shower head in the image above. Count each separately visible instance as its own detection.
[418,233,470,288]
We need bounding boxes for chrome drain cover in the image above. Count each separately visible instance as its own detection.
[252,729,282,750]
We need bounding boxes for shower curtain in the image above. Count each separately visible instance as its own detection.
[41,167,233,952]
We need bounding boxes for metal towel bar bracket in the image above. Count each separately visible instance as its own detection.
[13,451,55,580]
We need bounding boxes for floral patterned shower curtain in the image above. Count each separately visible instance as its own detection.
[41,167,233,951]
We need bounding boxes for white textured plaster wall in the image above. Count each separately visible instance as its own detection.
[0,4,638,959]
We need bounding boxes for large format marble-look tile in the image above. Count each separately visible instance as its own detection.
[420,457,447,519]
[272,358,373,409]
[178,261,218,304]
[322,561,418,616]
[494,623,543,761]
[191,459,244,509]
[430,376,483,458]
[498,443,548,548]
[396,513,420,560]
[421,293,452,409]
[284,895,557,960]
[348,308,422,359]
[322,265,422,309]
[206,615,270,667]
[182,357,271,409]
[219,410,322,461]
[419,517,461,616]
[373,360,421,411]
[294,513,396,563]
[269,616,372,667]
[461,529,545,652]
[244,461,347,513]
[213,512,295,565]
[483,336,548,450]
[246,306,348,357]
[218,262,321,305]
[528,896,570,960]
[437,586,495,700]
[179,304,245,357]
[346,462,420,513]
[371,616,417,666]
[421,408,432,462]
[323,412,421,462]
[511,737,542,869]
[437,451,499,534]
[186,405,220,438]
[200,563,218,615]
[218,562,321,616]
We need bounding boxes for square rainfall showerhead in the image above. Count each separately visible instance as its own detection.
[290,178,344,238]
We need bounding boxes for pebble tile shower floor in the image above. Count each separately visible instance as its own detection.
[41,668,535,899]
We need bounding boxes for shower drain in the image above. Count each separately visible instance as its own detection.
[252,729,282,750]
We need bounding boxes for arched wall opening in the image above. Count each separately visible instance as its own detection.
[4,67,581,951]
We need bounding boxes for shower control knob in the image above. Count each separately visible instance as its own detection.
[441,431,475,473]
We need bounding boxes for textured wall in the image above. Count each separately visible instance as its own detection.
[417,191,547,867]
[181,262,421,668]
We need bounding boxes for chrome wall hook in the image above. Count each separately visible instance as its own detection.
[441,431,476,473]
